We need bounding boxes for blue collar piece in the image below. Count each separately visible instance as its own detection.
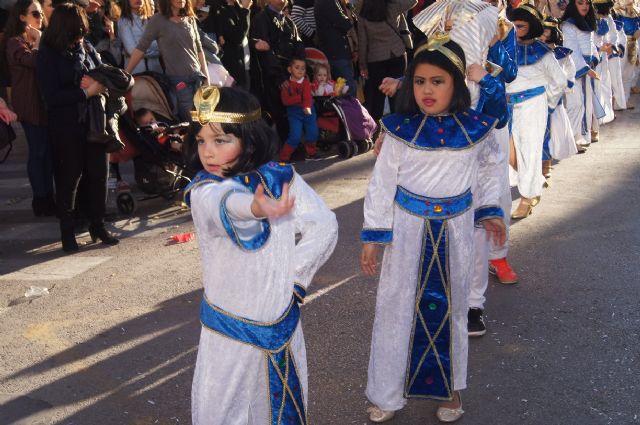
[516,40,552,66]
[184,162,295,207]
[380,109,497,151]
[597,18,610,36]
[554,46,573,60]
[613,19,623,31]
[619,16,640,35]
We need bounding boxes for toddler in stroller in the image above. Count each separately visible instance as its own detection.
[306,53,378,159]
[109,73,192,215]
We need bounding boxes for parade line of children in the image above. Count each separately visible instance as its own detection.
[181,0,638,423]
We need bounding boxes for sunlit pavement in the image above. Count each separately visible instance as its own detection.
[1,98,639,425]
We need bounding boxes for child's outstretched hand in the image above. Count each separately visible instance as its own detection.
[250,183,295,220]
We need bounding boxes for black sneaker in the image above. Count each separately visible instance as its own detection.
[468,308,486,337]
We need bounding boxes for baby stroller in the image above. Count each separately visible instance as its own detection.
[109,73,192,215]
[305,48,377,158]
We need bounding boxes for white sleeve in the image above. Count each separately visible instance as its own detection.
[562,22,590,75]
[474,130,506,224]
[361,133,402,244]
[544,53,567,108]
[289,173,338,290]
[563,56,576,91]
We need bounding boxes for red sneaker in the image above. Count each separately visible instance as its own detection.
[488,258,518,285]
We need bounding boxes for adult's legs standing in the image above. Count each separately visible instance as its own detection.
[329,58,357,97]
[21,122,55,215]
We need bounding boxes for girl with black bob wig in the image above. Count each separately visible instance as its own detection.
[394,37,471,114]
[507,4,545,40]
[561,0,597,32]
[185,86,278,177]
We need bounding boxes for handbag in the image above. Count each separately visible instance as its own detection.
[0,120,16,164]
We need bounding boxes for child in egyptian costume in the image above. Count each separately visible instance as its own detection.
[561,0,606,146]
[540,17,580,161]
[506,4,565,218]
[613,0,640,107]
[360,34,507,424]
[183,86,338,425]
[610,15,630,109]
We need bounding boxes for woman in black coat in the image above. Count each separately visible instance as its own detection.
[212,0,251,88]
[37,3,118,252]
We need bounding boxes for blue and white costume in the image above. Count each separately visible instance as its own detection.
[562,18,601,144]
[185,163,338,425]
[470,24,517,311]
[616,12,640,103]
[506,40,565,199]
[362,109,504,409]
[549,46,578,160]
[594,16,616,124]
[610,19,628,110]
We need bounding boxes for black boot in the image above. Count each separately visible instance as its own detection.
[88,223,119,246]
[60,219,79,253]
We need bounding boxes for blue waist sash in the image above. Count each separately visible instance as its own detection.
[394,186,471,400]
[506,86,545,104]
[200,296,307,425]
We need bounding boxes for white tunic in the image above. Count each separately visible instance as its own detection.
[363,122,503,411]
[507,48,565,198]
[190,172,338,425]
[611,22,628,110]
[594,17,615,124]
[550,53,578,160]
[562,21,598,143]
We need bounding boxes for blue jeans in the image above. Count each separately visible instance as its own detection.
[168,75,204,122]
[21,122,54,198]
[329,58,357,97]
[286,106,318,148]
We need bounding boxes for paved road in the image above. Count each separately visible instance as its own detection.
[1,100,639,425]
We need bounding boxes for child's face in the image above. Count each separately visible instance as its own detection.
[513,20,530,40]
[288,60,306,80]
[412,63,455,116]
[137,111,156,126]
[315,68,328,84]
[197,122,242,177]
[575,0,590,16]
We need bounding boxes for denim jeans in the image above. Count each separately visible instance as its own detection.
[21,122,54,198]
[168,75,204,122]
[328,58,357,97]
[285,106,318,148]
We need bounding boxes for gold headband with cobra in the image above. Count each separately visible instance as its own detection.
[518,4,544,22]
[543,20,559,28]
[191,85,262,125]
[413,32,465,76]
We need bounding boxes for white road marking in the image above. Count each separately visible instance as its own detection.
[0,256,112,281]
[305,272,362,304]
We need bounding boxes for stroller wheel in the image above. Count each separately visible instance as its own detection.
[357,140,370,154]
[337,140,353,158]
[348,140,359,158]
[116,192,137,216]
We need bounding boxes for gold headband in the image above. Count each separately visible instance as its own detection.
[413,32,465,76]
[543,21,559,28]
[191,85,262,125]
[518,4,544,22]
[592,0,611,4]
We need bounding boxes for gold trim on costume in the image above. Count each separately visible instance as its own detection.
[191,85,262,125]
[414,32,466,76]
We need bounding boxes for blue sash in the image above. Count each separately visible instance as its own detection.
[506,86,545,104]
[394,186,472,400]
[542,111,552,161]
[200,296,307,425]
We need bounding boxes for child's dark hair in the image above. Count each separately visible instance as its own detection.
[561,0,596,32]
[289,56,306,67]
[544,17,564,45]
[594,1,613,15]
[394,39,470,114]
[186,87,278,177]
[507,7,544,39]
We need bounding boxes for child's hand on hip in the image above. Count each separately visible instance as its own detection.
[251,183,295,220]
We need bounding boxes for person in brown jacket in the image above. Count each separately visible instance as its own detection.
[1,0,55,216]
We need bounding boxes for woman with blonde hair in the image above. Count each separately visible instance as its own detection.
[117,0,162,73]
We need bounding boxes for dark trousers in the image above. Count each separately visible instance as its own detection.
[263,78,289,142]
[21,122,54,199]
[329,58,357,97]
[49,123,108,223]
[364,54,407,122]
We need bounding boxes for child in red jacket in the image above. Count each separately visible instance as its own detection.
[280,57,319,161]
